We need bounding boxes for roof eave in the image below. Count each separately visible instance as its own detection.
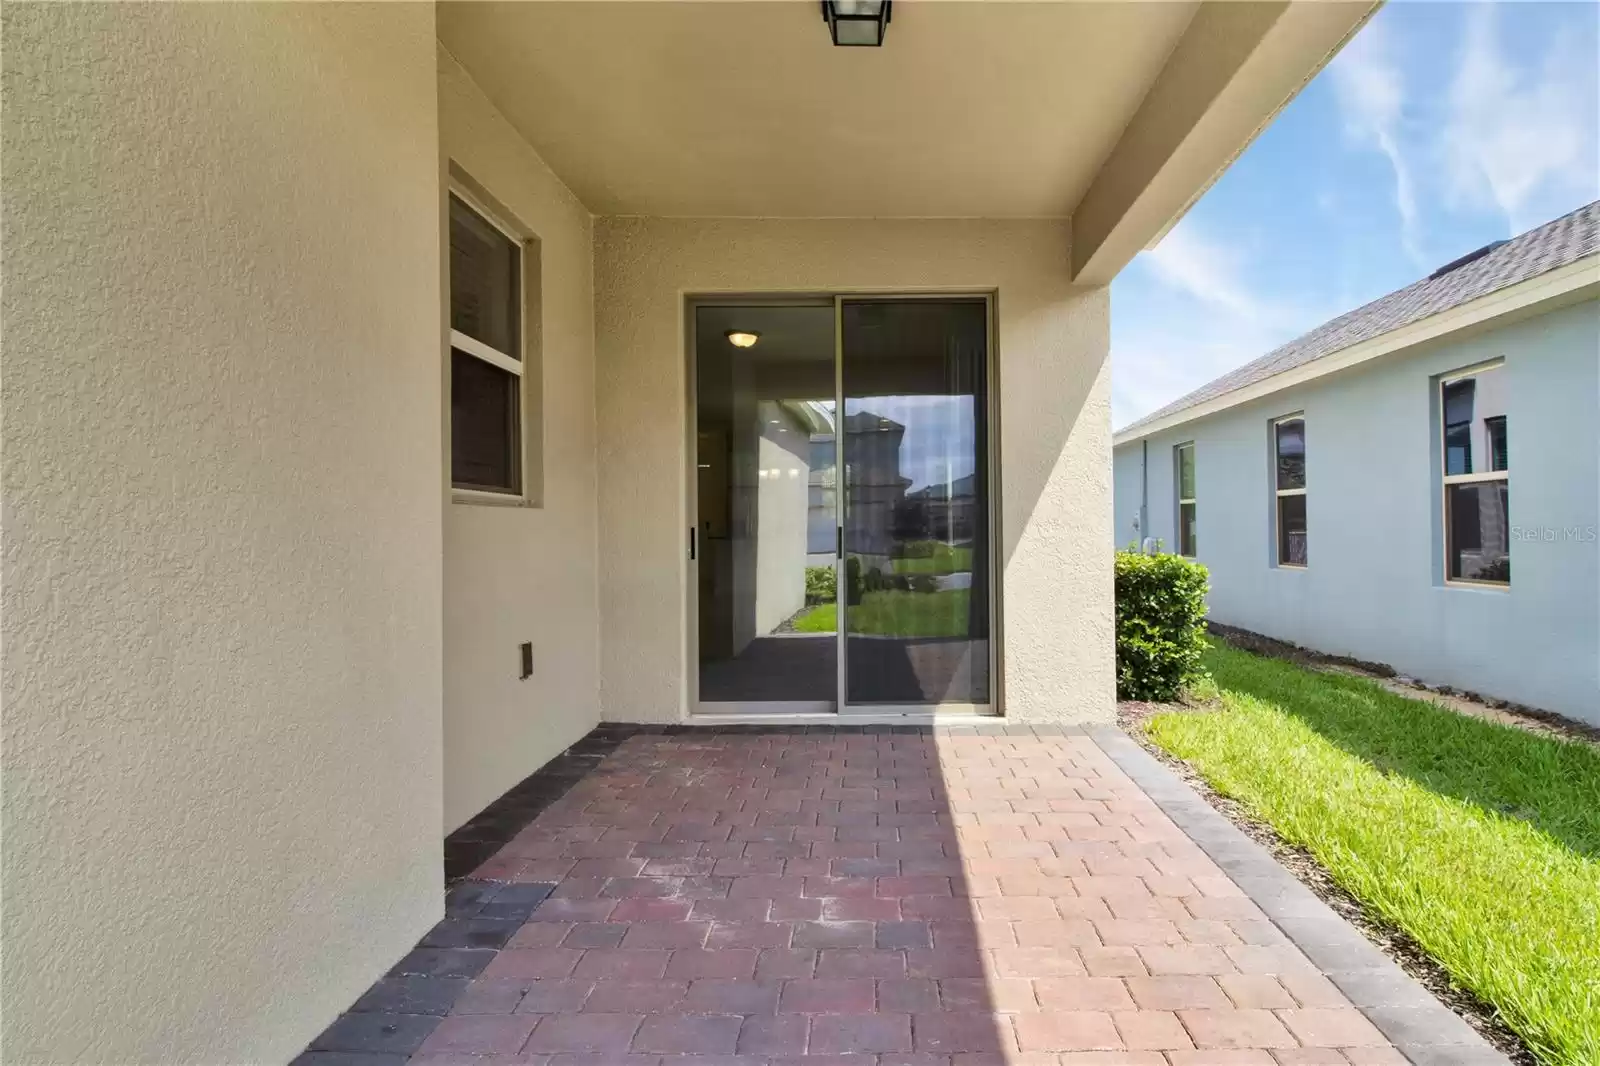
[1112,255,1600,447]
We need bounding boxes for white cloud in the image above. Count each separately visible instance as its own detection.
[1139,216,1318,334]
[1442,3,1600,232]
[1328,18,1425,264]
[1112,219,1322,428]
[1111,3,1600,430]
[1111,333,1267,429]
[1142,222,1267,320]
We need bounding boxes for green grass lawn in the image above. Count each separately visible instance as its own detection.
[1146,642,1600,1065]
[890,545,972,576]
[792,588,970,637]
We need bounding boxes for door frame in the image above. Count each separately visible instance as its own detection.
[684,291,1002,718]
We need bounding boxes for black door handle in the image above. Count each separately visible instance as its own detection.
[689,526,697,561]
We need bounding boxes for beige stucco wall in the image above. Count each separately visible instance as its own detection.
[594,219,1114,723]
[1,4,443,1064]
[753,402,813,637]
[438,49,602,833]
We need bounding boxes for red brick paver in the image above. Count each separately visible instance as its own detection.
[409,730,1406,1064]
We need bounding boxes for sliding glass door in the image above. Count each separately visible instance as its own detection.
[839,298,991,710]
[692,297,993,715]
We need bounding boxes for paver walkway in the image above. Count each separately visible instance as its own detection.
[402,728,1413,1065]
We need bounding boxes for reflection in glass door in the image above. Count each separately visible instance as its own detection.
[839,299,991,709]
[694,304,838,711]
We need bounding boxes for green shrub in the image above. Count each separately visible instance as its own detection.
[845,556,863,605]
[1114,549,1209,701]
[804,566,836,605]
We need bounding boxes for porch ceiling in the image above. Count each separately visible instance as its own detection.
[439,1,1196,219]
[439,1,1376,282]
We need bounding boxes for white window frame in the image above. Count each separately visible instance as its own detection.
[1174,442,1196,558]
[1272,413,1306,569]
[1440,359,1509,589]
[449,183,529,503]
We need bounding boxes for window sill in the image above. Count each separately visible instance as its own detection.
[1441,579,1511,593]
[452,489,536,509]
[1274,563,1308,571]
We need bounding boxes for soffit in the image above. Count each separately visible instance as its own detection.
[437,0,1199,218]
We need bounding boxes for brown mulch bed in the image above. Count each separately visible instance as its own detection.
[1118,694,1535,1065]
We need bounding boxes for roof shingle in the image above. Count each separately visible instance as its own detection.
[1117,200,1600,436]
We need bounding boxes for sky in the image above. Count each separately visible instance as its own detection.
[1110,0,1600,430]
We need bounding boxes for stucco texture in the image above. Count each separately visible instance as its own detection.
[438,48,602,833]
[594,218,1114,724]
[2,5,444,1063]
[1113,300,1600,723]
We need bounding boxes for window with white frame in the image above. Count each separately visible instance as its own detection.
[1441,362,1509,585]
[1175,442,1196,557]
[1272,415,1306,566]
[449,191,524,496]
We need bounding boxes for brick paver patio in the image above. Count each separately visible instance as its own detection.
[392,728,1416,1065]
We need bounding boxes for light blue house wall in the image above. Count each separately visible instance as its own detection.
[1112,438,1149,553]
[1113,299,1600,724]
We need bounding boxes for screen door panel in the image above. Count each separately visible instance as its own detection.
[694,303,838,710]
[839,298,992,708]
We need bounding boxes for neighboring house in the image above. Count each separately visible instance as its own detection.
[904,473,983,548]
[839,409,912,567]
[1113,202,1600,725]
[2,3,1374,1062]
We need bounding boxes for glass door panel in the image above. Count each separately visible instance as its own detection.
[694,304,838,710]
[839,298,991,709]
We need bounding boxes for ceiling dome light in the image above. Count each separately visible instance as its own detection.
[725,330,761,348]
[822,0,891,46]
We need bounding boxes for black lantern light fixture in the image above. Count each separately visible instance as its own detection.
[822,0,891,47]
